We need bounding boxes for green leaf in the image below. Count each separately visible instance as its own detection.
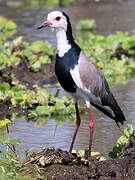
[55,99,67,115]
[36,105,52,116]
[7,1,23,7]
[0,83,10,93]
[31,61,41,72]
[116,135,128,146]
[24,0,40,7]
[39,55,51,64]
[45,0,59,7]
[0,119,11,127]
[100,156,106,161]
[10,139,21,146]
[0,151,11,156]
[77,150,85,157]
[124,128,130,138]
[76,19,96,31]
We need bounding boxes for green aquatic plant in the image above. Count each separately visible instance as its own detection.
[0,16,135,118]
[6,0,76,8]
[0,120,22,179]
[1,16,135,86]
[76,31,135,85]
[27,95,82,119]
[0,16,17,41]
[109,124,133,158]
[0,116,20,172]
[0,35,55,72]
[0,83,82,117]
[6,1,24,7]
[71,149,106,165]
[59,0,76,6]
[76,19,96,31]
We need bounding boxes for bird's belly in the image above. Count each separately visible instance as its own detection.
[70,87,102,105]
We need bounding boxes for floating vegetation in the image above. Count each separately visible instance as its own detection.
[0,16,17,41]
[0,83,83,118]
[76,19,96,31]
[0,16,79,119]
[76,31,135,85]
[0,16,135,120]
[6,0,76,8]
[3,37,55,73]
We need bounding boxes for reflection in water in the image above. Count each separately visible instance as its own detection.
[0,0,135,158]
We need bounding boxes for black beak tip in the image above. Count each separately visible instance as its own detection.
[37,25,44,30]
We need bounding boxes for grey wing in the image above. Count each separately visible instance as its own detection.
[71,51,110,101]
[70,51,126,125]
[76,52,115,116]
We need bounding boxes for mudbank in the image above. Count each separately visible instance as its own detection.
[17,133,135,180]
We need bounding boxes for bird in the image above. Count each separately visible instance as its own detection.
[37,11,126,162]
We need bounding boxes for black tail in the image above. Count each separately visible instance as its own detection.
[91,92,126,127]
[108,92,126,127]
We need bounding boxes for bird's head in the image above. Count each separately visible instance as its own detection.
[37,11,68,32]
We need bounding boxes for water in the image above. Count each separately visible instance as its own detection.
[1,0,135,43]
[0,0,135,158]
[2,79,134,159]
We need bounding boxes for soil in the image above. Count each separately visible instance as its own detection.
[0,56,57,90]
[16,134,135,180]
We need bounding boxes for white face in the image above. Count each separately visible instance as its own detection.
[47,11,67,31]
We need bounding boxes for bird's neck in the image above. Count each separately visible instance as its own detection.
[55,28,73,57]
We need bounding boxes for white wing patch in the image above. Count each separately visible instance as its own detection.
[70,64,83,89]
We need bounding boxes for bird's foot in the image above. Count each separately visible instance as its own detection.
[68,152,75,159]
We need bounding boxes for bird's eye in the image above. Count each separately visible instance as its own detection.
[55,16,61,21]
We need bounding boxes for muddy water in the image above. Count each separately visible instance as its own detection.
[0,0,135,158]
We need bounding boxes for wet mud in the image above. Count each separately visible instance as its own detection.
[17,134,135,180]
[0,57,56,90]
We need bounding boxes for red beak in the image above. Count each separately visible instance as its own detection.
[37,20,52,29]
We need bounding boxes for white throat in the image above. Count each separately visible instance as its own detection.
[55,28,71,57]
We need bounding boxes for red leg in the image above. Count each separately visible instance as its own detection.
[88,108,94,161]
[69,102,81,157]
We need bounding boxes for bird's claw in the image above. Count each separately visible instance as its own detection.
[68,152,74,159]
